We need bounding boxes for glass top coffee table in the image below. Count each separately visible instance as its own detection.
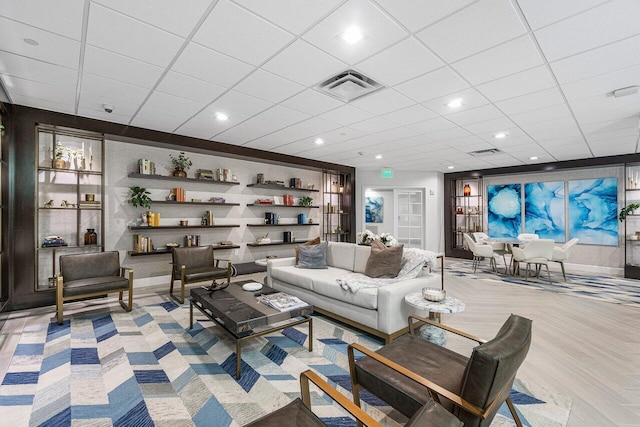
[190,282,313,378]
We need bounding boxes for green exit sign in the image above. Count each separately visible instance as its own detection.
[381,168,393,178]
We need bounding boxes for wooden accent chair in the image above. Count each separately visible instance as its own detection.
[348,314,532,427]
[170,246,232,304]
[245,369,462,427]
[57,251,133,324]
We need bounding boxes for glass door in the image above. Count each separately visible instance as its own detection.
[395,190,424,249]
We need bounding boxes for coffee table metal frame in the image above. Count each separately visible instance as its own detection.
[190,286,313,379]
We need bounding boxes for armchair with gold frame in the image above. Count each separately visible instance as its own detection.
[170,246,232,304]
[348,314,532,427]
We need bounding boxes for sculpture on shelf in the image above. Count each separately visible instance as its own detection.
[44,200,55,208]
[60,200,76,208]
[257,233,271,244]
[169,151,192,178]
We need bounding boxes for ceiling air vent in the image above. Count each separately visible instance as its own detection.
[469,148,502,156]
[316,70,383,102]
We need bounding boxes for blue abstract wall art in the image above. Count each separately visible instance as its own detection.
[568,178,618,246]
[487,184,522,237]
[365,196,383,223]
[524,181,566,242]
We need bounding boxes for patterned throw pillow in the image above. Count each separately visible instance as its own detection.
[296,241,328,269]
[294,237,321,264]
[364,240,404,278]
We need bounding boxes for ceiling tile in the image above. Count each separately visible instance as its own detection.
[534,0,640,61]
[590,138,637,157]
[426,127,471,142]
[263,39,347,86]
[416,0,527,63]
[209,90,273,117]
[0,51,78,88]
[0,16,81,68]
[77,106,132,125]
[463,116,518,135]
[235,0,342,34]
[384,105,437,126]
[292,117,342,134]
[348,117,398,134]
[280,89,345,116]
[93,0,212,38]
[349,89,414,115]
[517,0,610,30]
[174,126,216,141]
[193,0,293,66]
[580,117,639,134]
[244,126,313,150]
[375,0,476,33]
[408,117,457,135]
[570,92,640,124]
[10,94,75,114]
[0,0,85,40]
[81,72,150,105]
[550,35,640,84]
[156,71,226,104]
[355,38,443,86]
[318,104,373,126]
[253,105,311,128]
[452,35,544,85]
[6,76,76,104]
[446,104,504,126]
[561,64,640,102]
[180,106,250,133]
[143,91,206,118]
[422,88,489,116]
[83,45,164,88]
[86,3,184,67]
[509,104,572,126]
[78,91,141,116]
[495,87,565,115]
[216,117,286,143]
[234,69,304,104]
[395,67,469,102]
[171,42,254,88]
[302,0,408,65]
[476,65,556,102]
[131,114,182,133]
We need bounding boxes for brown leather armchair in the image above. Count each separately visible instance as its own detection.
[348,314,532,427]
[170,246,232,303]
[57,251,133,324]
[245,369,462,427]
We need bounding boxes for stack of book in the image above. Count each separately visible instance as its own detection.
[133,235,153,253]
[283,194,294,206]
[257,292,307,312]
[173,188,186,202]
[138,159,156,175]
[79,200,101,209]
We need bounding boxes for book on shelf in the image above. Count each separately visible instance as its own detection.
[133,234,154,253]
[172,188,186,202]
[257,292,308,312]
[138,159,156,175]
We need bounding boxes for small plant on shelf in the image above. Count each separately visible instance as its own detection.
[53,142,67,169]
[170,152,192,178]
[299,196,313,207]
[619,203,640,222]
[129,186,152,209]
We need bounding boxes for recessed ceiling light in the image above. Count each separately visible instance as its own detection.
[375,154,382,160]
[494,132,508,139]
[447,166,454,169]
[214,112,228,121]
[314,138,324,145]
[447,98,464,109]
[529,156,538,160]
[23,38,39,46]
[340,25,364,44]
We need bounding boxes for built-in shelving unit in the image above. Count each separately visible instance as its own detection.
[322,170,353,242]
[624,163,640,279]
[446,177,483,259]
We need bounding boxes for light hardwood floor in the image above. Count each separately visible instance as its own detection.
[1,264,638,426]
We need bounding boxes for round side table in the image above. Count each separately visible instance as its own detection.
[404,294,465,346]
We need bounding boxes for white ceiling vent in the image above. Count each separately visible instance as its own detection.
[469,148,502,156]
[316,70,383,102]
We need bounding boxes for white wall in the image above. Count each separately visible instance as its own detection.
[356,169,444,253]
[104,140,322,285]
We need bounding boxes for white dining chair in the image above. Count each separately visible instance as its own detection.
[511,239,555,284]
[551,238,579,281]
[464,233,501,273]
[472,232,510,273]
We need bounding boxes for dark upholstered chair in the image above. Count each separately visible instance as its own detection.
[57,251,133,324]
[170,246,232,303]
[348,314,532,427]
[245,369,462,427]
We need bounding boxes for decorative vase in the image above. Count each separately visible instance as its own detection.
[84,229,97,245]
[173,169,187,178]
[52,159,66,169]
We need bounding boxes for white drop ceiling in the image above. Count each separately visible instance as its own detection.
[0,0,639,172]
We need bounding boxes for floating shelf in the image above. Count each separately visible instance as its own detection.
[128,244,240,256]
[246,224,319,227]
[246,184,318,192]
[246,204,319,208]
[39,166,102,175]
[128,224,240,230]
[151,200,240,206]
[128,173,240,185]
[247,240,309,247]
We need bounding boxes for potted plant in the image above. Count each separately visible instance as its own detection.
[169,152,192,178]
[53,142,67,169]
[129,186,152,209]
[298,196,313,207]
[619,203,640,222]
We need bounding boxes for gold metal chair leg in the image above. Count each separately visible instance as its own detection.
[506,396,523,427]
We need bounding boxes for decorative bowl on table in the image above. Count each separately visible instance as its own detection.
[422,287,446,302]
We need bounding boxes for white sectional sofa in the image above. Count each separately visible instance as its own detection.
[266,241,442,343]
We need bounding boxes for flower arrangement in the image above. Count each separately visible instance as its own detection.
[358,230,397,247]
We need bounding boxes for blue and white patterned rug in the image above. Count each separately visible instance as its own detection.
[0,297,570,426]
[447,261,640,307]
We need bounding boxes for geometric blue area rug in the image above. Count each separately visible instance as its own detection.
[448,261,640,307]
[0,298,570,426]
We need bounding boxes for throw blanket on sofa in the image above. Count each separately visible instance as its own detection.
[337,248,438,293]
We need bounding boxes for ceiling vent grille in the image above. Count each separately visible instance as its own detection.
[469,148,502,156]
[316,70,383,102]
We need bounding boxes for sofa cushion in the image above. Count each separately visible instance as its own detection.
[364,241,404,278]
[63,276,129,297]
[354,245,372,274]
[297,241,328,269]
[326,242,355,271]
[294,237,321,264]
[270,266,315,290]
[312,271,378,310]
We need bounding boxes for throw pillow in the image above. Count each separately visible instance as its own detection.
[364,240,404,278]
[294,237,321,264]
[296,241,328,269]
